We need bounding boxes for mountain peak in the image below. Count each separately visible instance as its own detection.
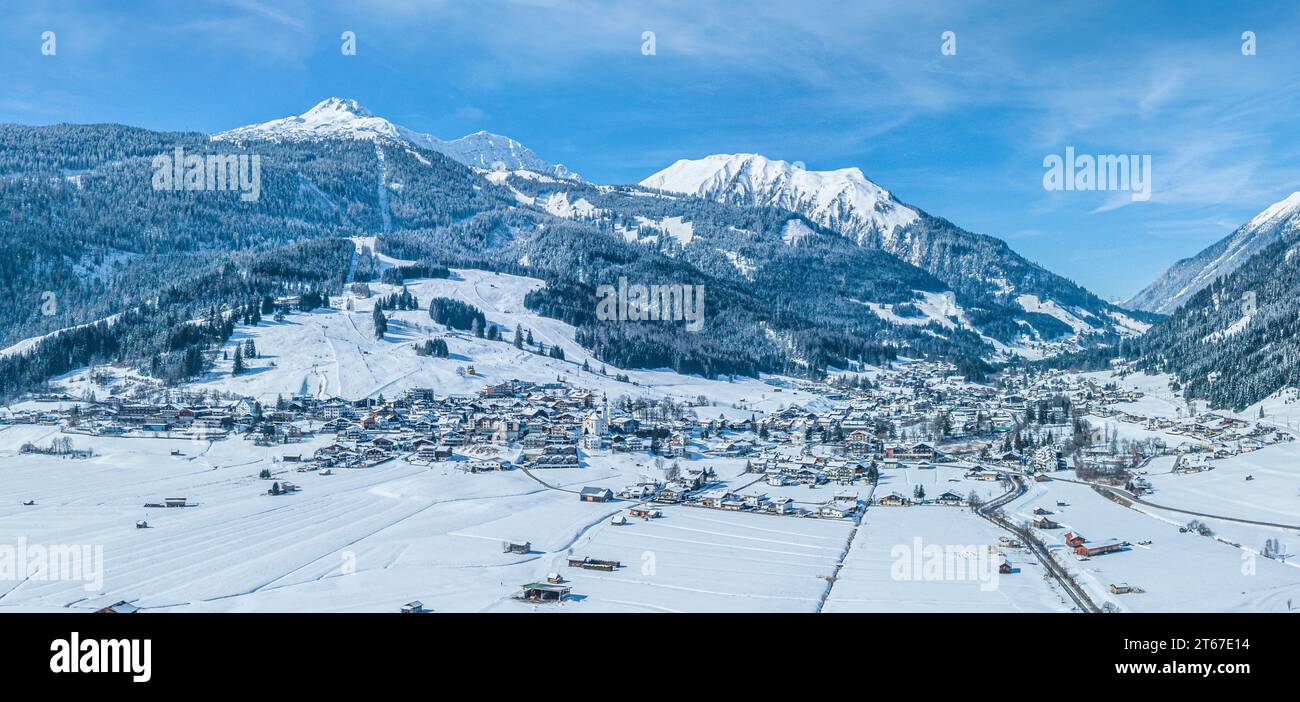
[212,98,582,181]
[1246,190,1300,229]
[305,97,375,118]
[214,97,401,143]
[640,153,918,244]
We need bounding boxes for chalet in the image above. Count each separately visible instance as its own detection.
[653,484,688,503]
[400,600,427,614]
[719,497,745,511]
[610,417,640,434]
[698,489,737,509]
[819,500,858,519]
[680,469,709,490]
[467,458,509,473]
[618,484,656,500]
[1032,516,1059,529]
[934,491,964,506]
[845,431,874,454]
[1064,532,1086,548]
[628,505,661,520]
[878,492,910,507]
[503,541,531,555]
[825,461,858,483]
[419,445,454,462]
[768,497,796,515]
[579,487,614,503]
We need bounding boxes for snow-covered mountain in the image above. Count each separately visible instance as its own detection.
[214,97,581,181]
[641,154,918,245]
[434,131,580,180]
[1126,192,1300,314]
[639,153,1150,343]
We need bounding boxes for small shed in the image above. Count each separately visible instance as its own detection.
[519,582,571,602]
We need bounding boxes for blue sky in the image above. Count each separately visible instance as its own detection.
[4,0,1300,301]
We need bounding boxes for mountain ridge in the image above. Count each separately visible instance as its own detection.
[213,97,582,181]
[1126,191,1300,314]
[639,152,1153,345]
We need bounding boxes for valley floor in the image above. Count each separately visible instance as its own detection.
[3,273,1299,613]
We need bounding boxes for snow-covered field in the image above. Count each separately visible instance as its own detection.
[531,506,853,613]
[824,505,1070,613]
[0,431,851,613]
[1142,443,1300,525]
[1005,477,1300,612]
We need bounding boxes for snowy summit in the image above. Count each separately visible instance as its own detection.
[640,153,919,245]
[214,97,581,181]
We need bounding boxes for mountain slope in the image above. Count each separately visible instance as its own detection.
[641,153,1153,345]
[1127,192,1300,314]
[214,97,581,181]
[1133,225,1300,410]
[0,109,992,397]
